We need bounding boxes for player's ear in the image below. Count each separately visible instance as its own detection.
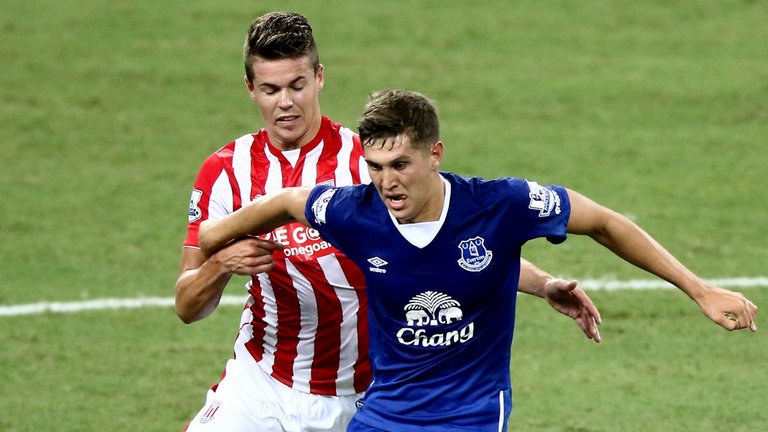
[316,64,325,91]
[244,75,257,101]
[430,141,444,169]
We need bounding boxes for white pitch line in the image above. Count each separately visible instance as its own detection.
[0,295,248,317]
[580,277,768,291]
[1,278,766,317]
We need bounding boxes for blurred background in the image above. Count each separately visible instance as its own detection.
[1,1,766,430]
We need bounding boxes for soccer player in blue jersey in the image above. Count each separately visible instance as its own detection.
[199,89,758,431]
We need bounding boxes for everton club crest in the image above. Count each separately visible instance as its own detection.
[457,236,493,272]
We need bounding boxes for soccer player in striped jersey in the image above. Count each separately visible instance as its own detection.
[176,13,601,432]
[197,89,757,432]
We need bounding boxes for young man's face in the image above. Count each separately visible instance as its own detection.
[245,56,324,150]
[364,135,444,224]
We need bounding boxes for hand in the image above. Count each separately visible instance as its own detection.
[211,236,284,276]
[542,279,602,343]
[696,285,758,332]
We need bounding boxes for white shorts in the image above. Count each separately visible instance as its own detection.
[184,356,363,432]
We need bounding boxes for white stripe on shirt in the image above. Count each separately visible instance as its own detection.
[233,134,255,207]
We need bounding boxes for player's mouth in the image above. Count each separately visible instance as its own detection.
[276,115,300,125]
[386,193,407,210]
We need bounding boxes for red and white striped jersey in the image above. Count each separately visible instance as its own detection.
[184,117,372,396]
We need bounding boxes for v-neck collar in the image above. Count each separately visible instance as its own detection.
[264,116,330,168]
[387,175,451,249]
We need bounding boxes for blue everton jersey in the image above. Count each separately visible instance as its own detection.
[305,172,570,432]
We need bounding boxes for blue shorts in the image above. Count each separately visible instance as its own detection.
[346,417,389,432]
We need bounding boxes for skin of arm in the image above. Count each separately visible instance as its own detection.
[519,258,602,342]
[566,188,757,331]
[199,187,312,257]
[175,233,284,324]
[199,185,605,340]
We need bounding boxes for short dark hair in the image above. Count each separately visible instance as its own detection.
[357,89,440,150]
[243,12,320,82]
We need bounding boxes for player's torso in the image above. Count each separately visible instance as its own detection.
[223,119,371,395]
[334,178,522,429]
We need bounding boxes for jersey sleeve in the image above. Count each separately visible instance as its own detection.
[503,178,571,244]
[304,184,363,254]
[183,150,235,248]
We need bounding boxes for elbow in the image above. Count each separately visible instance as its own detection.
[176,309,196,325]
[589,210,633,249]
[174,281,202,324]
[174,293,198,324]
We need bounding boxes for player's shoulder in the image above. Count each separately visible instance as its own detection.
[307,184,371,224]
[323,116,360,140]
[310,183,369,205]
[202,133,262,164]
[444,172,528,200]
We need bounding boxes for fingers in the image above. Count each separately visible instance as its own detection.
[215,237,284,275]
[728,298,758,332]
[230,257,275,275]
[576,314,601,343]
[570,284,602,325]
[240,236,285,251]
[543,278,603,342]
[712,296,758,332]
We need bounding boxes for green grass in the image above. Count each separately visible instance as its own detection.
[1,0,766,430]
[512,288,768,432]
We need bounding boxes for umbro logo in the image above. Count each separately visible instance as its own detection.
[367,257,388,273]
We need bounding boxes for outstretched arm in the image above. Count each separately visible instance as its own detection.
[519,258,602,342]
[566,189,758,331]
[199,187,312,257]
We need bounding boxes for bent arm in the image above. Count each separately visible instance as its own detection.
[175,247,233,323]
[566,188,757,331]
[566,189,702,297]
[200,187,312,256]
[175,238,283,324]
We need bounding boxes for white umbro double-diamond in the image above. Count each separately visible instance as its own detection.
[367,257,388,273]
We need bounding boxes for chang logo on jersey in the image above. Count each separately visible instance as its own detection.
[457,236,493,272]
[188,189,203,223]
[311,188,337,225]
[396,291,474,347]
[526,180,561,217]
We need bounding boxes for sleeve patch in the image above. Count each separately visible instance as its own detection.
[188,189,203,223]
[310,188,337,225]
[526,181,561,217]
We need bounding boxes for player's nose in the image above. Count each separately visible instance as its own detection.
[380,168,399,189]
[277,90,294,109]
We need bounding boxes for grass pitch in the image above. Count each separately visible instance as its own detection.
[1,0,766,431]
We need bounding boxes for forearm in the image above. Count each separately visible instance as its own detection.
[199,188,309,256]
[518,258,553,297]
[175,246,235,323]
[592,210,706,300]
[567,189,706,300]
[175,257,233,324]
